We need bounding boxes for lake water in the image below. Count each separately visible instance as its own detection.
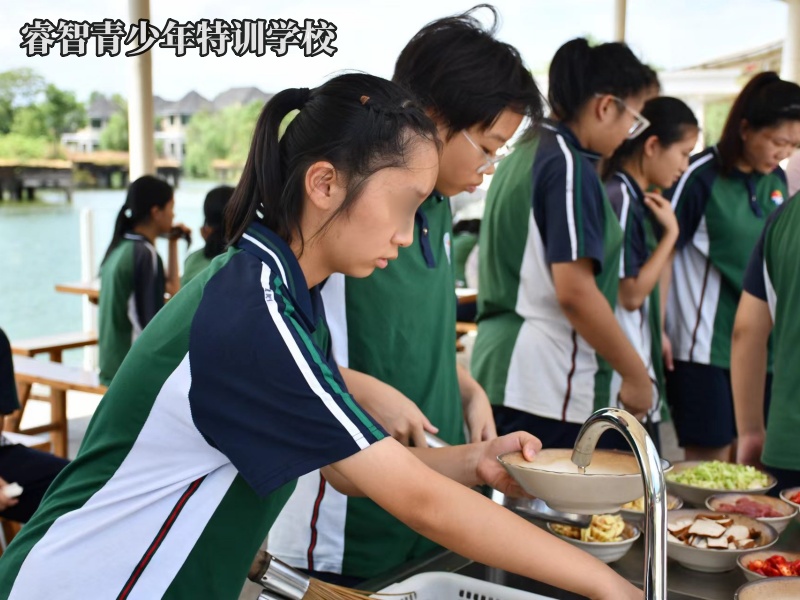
[0,180,220,363]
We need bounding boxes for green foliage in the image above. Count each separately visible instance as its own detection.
[10,105,47,138]
[100,111,129,151]
[40,84,86,145]
[183,101,261,177]
[0,133,53,159]
[0,68,45,133]
[703,100,732,147]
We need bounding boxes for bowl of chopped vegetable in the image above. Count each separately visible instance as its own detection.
[778,487,800,522]
[735,577,800,599]
[706,493,797,534]
[737,550,800,581]
[547,514,640,563]
[665,461,776,507]
[666,509,778,572]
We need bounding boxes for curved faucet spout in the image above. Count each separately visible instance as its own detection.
[572,408,667,600]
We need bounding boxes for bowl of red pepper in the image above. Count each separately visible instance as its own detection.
[737,550,800,582]
[706,493,798,534]
[779,487,800,523]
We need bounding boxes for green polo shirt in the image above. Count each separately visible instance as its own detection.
[471,121,623,424]
[666,146,786,369]
[742,193,800,470]
[181,249,213,286]
[266,193,465,579]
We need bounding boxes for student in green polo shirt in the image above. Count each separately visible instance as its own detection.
[268,6,543,584]
[471,38,655,450]
[733,192,800,494]
[98,176,191,385]
[602,97,700,449]
[0,73,642,600]
[663,72,800,461]
[181,185,234,286]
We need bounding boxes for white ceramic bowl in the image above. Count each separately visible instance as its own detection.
[666,461,776,507]
[778,487,800,523]
[705,493,797,534]
[666,509,778,573]
[736,550,800,582]
[735,577,800,599]
[497,449,649,514]
[546,521,640,563]
[620,494,684,527]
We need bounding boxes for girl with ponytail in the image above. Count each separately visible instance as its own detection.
[98,174,189,385]
[472,37,656,449]
[663,71,800,462]
[603,96,699,449]
[0,73,643,600]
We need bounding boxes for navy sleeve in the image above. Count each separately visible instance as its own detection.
[0,328,20,414]
[188,254,386,498]
[132,242,164,329]
[665,156,714,250]
[742,229,768,301]
[606,180,647,278]
[533,148,605,271]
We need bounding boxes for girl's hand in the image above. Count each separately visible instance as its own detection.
[644,193,678,238]
[475,431,541,497]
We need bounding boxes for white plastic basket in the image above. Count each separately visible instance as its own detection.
[376,572,556,600]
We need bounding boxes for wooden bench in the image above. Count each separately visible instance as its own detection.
[11,331,98,362]
[7,356,106,458]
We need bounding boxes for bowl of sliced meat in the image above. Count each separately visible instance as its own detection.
[706,493,797,534]
[666,509,779,572]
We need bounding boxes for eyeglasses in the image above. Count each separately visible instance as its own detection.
[595,93,651,140]
[462,130,511,174]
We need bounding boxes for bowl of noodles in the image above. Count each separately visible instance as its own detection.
[620,493,684,525]
[546,514,640,563]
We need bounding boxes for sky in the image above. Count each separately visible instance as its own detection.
[0,0,789,104]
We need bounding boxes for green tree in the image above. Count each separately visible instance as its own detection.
[100,112,129,151]
[40,83,86,153]
[10,105,47,138]
[0,68,45,134]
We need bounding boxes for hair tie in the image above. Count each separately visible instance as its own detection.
[124,207,133,218]
[360,95,370,105]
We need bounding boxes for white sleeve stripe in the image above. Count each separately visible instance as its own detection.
[259,263,368,450]
[670,153,714,210]
[763,261,777,322]
[555,134,578,261]
[618,183,631,279]
[242,233,289,288]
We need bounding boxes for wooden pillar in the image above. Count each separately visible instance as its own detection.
[782,0,800,84]
[128,0,155,181]
[614,0,627,42]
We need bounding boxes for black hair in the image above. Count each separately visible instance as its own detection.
[548,37,653,123]
[225,73,440,250]
[202,185,234,259]
[717,71,800,174]
[603,96,698,180]
[392,4,544,138]
[102,175,173,265]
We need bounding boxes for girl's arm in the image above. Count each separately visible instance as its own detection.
[552,259,651,417]
[731,292,773,467]
[328,437,643,600]
[618,195,679,311]
[165,224,191,297]
[659,256,674,371]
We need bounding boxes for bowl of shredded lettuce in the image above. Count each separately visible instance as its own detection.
[666,461,776,506]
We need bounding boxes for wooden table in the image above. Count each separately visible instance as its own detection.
[456,287,477,305]
[55,280,100,302]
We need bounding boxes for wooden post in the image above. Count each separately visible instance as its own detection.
[128,0,155,181]
[782,0,800,84]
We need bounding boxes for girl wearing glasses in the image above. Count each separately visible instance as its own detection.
[663,72,800,462]
[471,37,656,449]
[602,97,700,449]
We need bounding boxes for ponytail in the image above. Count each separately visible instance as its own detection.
[101,175,173,265]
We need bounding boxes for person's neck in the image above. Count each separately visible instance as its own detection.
[619,158,649,194]
[132,223,158,245]
[291,238,329,290]
[734,158,754,174]
[560,118,591,150]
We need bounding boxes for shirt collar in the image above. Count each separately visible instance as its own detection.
[236,222,319,328]
[615,169,645,203]
[540,119,603,164]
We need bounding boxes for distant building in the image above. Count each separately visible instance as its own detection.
[61,94,123,154]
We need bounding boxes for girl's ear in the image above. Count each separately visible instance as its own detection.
[594,94,618,123]
[643,134,660,158]
[304,160,346,212]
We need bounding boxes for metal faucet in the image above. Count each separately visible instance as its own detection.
[572,408,667,600]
